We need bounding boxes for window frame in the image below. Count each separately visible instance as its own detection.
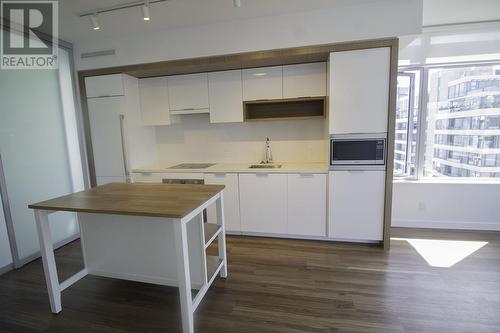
[397,61,500,182]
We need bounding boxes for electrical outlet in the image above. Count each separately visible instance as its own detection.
[418,202,426,211]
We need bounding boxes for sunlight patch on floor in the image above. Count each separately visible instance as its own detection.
[392,238,488,268]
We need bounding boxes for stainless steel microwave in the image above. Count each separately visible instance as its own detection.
[330,133,387,171]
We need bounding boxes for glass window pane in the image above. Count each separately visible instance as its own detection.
[424,64,500,178]
[394,70,420,176]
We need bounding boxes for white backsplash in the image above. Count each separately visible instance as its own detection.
[155,114,328,164]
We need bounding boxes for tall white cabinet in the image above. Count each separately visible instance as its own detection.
[328,47,391,242]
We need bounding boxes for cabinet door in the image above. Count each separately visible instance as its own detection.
[328,171,385,241]
[167,73,209,111]
[242,66,283,101]
[283,63,327,98]
[87,96,126,178]
[85,74,124,98]
[239,174,287,234]
[208,70,244,123]
[139,77,171,126]
[287,174,327,237]
[204,173,241,232]
[329,47,390,134]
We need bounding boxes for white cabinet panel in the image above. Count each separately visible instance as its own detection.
[87,96,126,178]
[132,172,163,183]
[242,66,283,101]
[329,48,390,134]
[208,70,244,123]
[204,173,241,232]
[139,77,170,126]
[328,171,385,241]
[287,174,327,237]
[283,63,327,98]
[239,174,287,234]
[85,74,124,98]
[167,73,209,111]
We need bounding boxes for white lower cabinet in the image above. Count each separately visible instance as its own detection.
[287,174,327,237]
[204,173,241,233]
[328,171,385,241]
[239,174,287,234]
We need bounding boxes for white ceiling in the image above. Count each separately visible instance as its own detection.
[57,0,381,43]
[56,0,500,44]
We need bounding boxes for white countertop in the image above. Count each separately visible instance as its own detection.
[133,162,329,174]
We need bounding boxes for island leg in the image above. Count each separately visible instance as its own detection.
[216,192,228,278]
[34,209,62,313]
[173,219,194,333]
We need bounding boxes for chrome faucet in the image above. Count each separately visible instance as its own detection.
[264,137,273,164]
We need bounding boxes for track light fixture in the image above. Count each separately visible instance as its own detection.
[90,14,100,30]
[80,0,169,31]
[142,1,150,21]
[233,0,242,8]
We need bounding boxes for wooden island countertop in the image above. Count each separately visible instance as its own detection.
[28,182,225,218]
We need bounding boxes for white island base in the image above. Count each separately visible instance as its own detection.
[33,188,227,333]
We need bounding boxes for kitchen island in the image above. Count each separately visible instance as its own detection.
[28,182,227,333]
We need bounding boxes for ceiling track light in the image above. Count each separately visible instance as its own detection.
[142,1,150,21]
[233,0,242,8]
[90,14,100,30]
[80,0,169,30]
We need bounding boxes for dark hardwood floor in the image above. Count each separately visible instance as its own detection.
[1,227,500,333]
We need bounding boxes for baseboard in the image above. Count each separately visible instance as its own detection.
[15,233,81,268]
[392,219,500,231]
[0,262,14,275]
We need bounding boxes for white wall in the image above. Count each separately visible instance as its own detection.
[0,192,13,270]
[155,115,327,164]
[393,181,500,231]
[74,0,422,70]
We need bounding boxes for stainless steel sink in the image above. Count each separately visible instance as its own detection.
[248,164,282,169]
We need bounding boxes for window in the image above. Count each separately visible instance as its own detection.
[394,70,420,176]
[395,63,500,179]
[424,64,500,178]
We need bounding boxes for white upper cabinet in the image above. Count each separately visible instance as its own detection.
[242,66,283,101]
[167,73,209,112]
[287,174,327,237]
[139,77,171,126]
[329,47,390,134]
[208,70,244,123]
[283,63,327,98]
[85,74,124,98]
